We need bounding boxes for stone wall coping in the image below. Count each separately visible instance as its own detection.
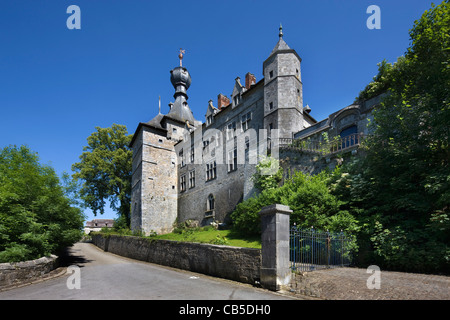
[0,255,58,270]
[259,204,292,216]
[0,254,59,289]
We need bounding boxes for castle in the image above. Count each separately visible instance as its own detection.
[130,26,378,235]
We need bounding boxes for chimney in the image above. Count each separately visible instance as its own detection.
[245,72,256,90]
[217,93,230,110]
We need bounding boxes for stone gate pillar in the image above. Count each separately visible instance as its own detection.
[259,204,292,291]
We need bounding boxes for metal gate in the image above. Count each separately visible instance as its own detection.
[290,226,353,272]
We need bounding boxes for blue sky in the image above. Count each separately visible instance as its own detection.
[0,0,435,222]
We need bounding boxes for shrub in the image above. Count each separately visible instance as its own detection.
[231,169,358,236]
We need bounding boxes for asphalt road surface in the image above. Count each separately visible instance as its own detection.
[0,242,298,300]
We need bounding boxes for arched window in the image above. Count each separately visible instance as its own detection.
[207,194,215,211]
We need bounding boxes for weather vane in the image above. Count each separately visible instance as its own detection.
[178,48,186,67]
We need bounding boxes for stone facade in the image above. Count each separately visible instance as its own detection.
[130,122,182,235]
[130,27,375,235]
[281,94,383,176]
[176,80,266,226]
[293,94,383,142]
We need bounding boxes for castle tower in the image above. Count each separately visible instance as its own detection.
[263,25,305,139]
[130,50,195,235]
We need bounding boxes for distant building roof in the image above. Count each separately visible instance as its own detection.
[85,219,115,228]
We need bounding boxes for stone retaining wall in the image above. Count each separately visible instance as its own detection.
[0,255,59,288]
[91,234,261,285]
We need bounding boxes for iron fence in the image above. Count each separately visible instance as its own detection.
[290,226,353,272]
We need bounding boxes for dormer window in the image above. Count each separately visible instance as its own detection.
[206,115,213,126]
[205,100,217,126]
[234,95,240,106]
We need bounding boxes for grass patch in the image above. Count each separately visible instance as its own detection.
[94,225,261,249]
[154,227,261,249]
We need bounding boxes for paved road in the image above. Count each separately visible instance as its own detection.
[0,242,297,300]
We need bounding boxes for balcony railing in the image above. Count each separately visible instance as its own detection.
[278,133,363,156]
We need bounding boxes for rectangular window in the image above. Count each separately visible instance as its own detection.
[206,161,217,181]
[228,148,237,172]
[269,102,273,110]
[190,146,194,163]
[226,121,236,140]
[189,170,195,188]
[268,123,273,154]
[245,138,250,162]
[179,149,185,167]
[241,112,251,131]
[180,174,186,192]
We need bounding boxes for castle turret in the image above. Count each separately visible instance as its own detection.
[166,49,195,124]
[263,25,305,139]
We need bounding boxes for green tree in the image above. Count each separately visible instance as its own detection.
[72,124,133,227]
[336,1,450,273]
[0,145,84,262]
[354,58,395,103]
[231,169,358,237]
